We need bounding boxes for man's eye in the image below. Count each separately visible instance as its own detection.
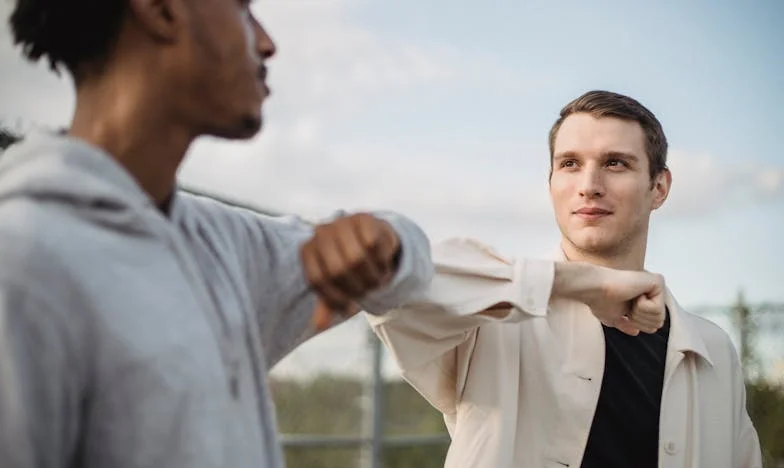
[607,159,626,167]
[560,160,577,168]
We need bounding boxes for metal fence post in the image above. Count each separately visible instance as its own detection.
[360,327,384,468]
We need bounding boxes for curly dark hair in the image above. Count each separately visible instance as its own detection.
[9,0,127,80]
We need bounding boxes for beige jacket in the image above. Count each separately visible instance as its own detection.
[367,238,762,468]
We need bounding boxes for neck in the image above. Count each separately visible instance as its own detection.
[560,236,647,271]
[68,71,193,205]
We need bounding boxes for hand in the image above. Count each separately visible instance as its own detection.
[590,268,666,336]
[301,213,401,331]
[553,262,666,336]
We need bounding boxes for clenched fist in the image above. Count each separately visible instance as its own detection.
[301,213,401,331]
[553,262,667,336]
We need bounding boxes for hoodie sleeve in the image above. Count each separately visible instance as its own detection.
[0,280,85,468]
[182,194,434,368]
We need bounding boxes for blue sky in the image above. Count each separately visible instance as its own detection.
[1,0,782,377]
[355,0,783,167]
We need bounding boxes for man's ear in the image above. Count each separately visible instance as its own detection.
[127,0,187,42]
[651,168,672,211]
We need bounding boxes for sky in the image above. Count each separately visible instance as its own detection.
[1,0,782,379]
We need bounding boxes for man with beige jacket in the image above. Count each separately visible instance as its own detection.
[367,90,761,468]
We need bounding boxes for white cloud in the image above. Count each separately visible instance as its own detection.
[662,150,784,217]
[250,0,462,122]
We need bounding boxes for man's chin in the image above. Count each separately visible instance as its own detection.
[569,234,619,255]
[210,114,263,141]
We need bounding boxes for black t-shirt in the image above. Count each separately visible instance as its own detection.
[580,309,671,468]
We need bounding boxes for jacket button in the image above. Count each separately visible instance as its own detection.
[663,441,677,455]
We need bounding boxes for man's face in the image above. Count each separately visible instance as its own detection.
[168,0,276,139]
[549,113,670,257]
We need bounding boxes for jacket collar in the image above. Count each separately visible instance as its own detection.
[663,291,714,367]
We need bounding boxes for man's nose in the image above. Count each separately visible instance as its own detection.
[252,16,276,59]
[577,165,605,198]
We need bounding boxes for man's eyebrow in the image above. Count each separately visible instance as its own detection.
[553,151,579,161]
[603,151,639,161]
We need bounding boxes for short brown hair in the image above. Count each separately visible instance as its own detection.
[548,90,668,180]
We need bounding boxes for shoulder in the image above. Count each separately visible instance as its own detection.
[0,201,90,355]
[0,198,77,283]
[679,308,742,371]
[682,311,733,345]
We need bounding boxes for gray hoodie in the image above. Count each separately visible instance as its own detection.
[0,132,434,468]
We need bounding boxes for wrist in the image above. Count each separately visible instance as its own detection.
[552,261,604,303]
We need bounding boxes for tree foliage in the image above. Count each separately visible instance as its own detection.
[735,292,784,467]
[747,379,784,467]
[270,375,449,468]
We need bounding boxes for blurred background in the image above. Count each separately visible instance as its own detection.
[1,0,782,466]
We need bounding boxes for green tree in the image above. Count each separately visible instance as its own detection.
[733,291,784,467]
[382,381,450,468]
[270,375,449,468]
[747,380,784,467]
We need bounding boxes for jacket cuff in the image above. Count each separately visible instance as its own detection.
[508,258,553,317]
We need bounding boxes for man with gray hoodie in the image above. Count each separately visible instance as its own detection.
[0,1,671,467]
[0,0,435,466]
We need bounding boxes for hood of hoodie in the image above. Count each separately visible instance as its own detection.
[0,131,165,233]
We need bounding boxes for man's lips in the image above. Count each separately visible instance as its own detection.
[573,207,613,219]
[259,66,271,96]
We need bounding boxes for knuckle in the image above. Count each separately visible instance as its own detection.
[355,212,376,224]
[314,223,331,236]
[346,249,369,270]
[327,265,351,283]
[306,268,323,285]
[350,212,373,229]
[301,261,321,285]
[360,217,383,241]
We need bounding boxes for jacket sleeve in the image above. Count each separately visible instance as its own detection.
[366,237,554,415]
